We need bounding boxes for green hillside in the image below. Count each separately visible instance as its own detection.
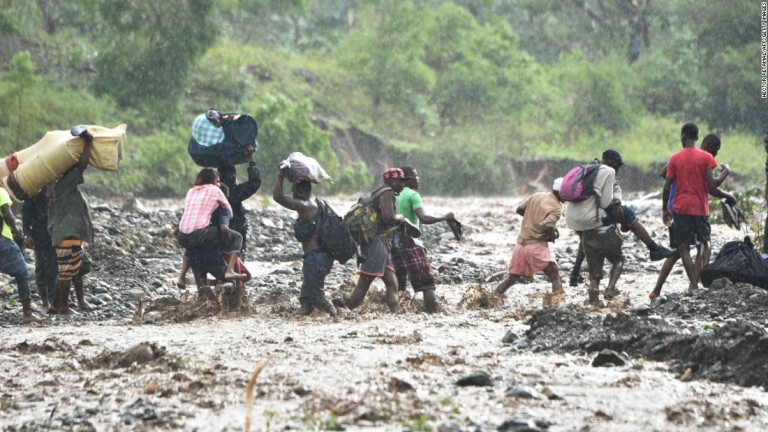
[0,0,765,196]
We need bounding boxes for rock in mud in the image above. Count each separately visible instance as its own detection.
[389,377,415,392]
[88,342,167,369]
[497,416,552,431]
[504,385,545,400]
[455,371,493,387]
[591,349,626,367]
[502,330,520,344]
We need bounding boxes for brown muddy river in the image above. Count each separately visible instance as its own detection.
[1,195,767,431]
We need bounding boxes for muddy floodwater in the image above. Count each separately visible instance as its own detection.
[2,194,767,432]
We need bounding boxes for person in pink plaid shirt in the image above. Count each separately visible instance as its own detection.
[177,168,246,281]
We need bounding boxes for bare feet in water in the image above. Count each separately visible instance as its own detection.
[23,313,43,324]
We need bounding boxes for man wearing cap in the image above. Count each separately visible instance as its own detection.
[346,168,406,313]
[662,123,726,292]
[569,150,675,287]
[565,150,626,306]
[391,166,455,313]
[496,178,566,306]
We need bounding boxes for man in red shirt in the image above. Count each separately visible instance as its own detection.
[662,123,721,292]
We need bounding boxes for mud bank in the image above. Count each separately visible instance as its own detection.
[525,280,768,387]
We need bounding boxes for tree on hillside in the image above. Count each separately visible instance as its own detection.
[0,52,45,151]
[425,3,532,125]
[90,0,217,117]
[252,95,336,185]
[336,1,434,116]
[558,53,638,136]
[225,0,309,45]
[692,1,766,132]
[496,0,654,63]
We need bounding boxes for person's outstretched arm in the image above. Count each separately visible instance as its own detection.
[415,208,454,225]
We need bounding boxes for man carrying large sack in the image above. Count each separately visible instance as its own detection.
[48,126,96,315]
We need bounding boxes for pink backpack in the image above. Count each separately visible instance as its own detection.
[559,164,600,202]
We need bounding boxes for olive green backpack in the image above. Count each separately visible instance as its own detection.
[343,186,393,245]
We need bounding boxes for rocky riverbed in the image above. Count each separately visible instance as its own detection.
[1,193,767,432]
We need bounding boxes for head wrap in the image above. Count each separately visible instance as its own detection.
[383,168,405,181]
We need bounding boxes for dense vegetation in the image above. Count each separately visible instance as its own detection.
[0,0,765,197]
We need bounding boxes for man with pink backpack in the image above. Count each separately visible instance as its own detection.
[564,150,675,305]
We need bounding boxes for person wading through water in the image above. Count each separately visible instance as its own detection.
[661,123,735,294]
[649,133,734,300]
[177,168,247,286]
[495,178,566,306]
[565,150,628,306]
[392,166,454,313]
[345,168,406,313]
[568,150,676,287]
[217,145,261,259]
[22,185,57,311]
[1,184,43,323]
[273,166,338,317]
[48,127,96,315]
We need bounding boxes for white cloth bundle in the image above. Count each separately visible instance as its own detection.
[279,152,332,184]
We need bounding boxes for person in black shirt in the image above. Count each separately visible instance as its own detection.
[22,185,57,311]
[217,147,261,259]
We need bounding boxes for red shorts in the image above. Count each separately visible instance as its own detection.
[508,242,554,277]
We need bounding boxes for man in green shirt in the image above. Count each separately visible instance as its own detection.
[392,166,455,314]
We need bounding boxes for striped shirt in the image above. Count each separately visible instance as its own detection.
[178,184,233,234]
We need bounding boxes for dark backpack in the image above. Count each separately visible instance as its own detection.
[343,186,393,245]
[560,163,600,202]
[316,198,358,264]
[701,237,768,289]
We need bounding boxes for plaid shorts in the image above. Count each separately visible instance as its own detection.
[392,239,434,291]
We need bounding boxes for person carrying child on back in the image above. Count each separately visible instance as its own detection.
[567,150,675,287]
[177,168,246,283]
[564,150,627,306]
